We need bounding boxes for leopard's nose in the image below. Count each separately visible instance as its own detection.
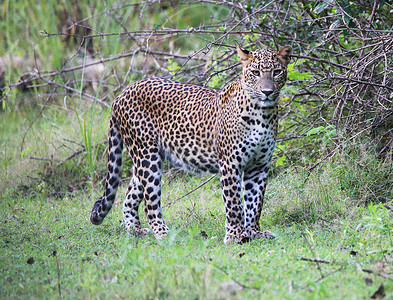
[262,90,273,97]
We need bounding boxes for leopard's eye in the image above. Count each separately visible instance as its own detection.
[273,69,283,77]
[251,70,260,77]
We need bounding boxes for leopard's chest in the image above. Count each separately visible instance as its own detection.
[236,117,276,170]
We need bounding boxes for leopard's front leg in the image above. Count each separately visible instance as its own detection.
[243,165,276,240]
[219,162,247,243]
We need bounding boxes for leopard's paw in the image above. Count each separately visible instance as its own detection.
[254,230,276,239]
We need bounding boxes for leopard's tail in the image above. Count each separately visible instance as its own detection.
[90,113,123,225]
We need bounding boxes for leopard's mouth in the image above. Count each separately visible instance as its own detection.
[259,96,278,108]
[260,101,277,109]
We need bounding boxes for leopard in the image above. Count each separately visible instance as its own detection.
[90,45,292,243]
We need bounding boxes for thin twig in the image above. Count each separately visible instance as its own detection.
[164,174,218,208]
[362,269,393,282]
[26,156,53,162]
[300,257,330,264]
[52,250,63,300]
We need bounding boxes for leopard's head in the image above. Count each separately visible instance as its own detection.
[237,46,292,108]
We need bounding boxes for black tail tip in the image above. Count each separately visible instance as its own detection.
[90,213,104,225]
[90,197,104,225]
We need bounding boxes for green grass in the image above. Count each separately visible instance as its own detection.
[1,106,392,299]
[1,166,393,299]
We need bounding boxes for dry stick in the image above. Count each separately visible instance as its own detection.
[56,36,89,83]
[300,262,343,290]
[303,144,341,184]
[300,257,330,264]
[163,168,184,186]
[26,156,52,161]
[10,48,207,91]
[164,174,218,208]
[40,77,106,106]
[52,250,62,300]
[291,54,353,71]
[27,175,42,181]
[57,139,107,168]
[362,269,393,282]
[329,75,393,92]
[313,266,343,285]
[366,248,393,255]
[44,29,264,39]
[23,140,107,179]
[57,149,85,167]
[316,28,393,34]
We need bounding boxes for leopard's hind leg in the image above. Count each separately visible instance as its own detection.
[123,136,169,238]
[139,147,169,238]
[123,168,151,235]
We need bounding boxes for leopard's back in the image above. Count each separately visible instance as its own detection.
[113,77,221,173]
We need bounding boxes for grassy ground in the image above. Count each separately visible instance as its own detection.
[1,159,393,299]
[1,90,392,300]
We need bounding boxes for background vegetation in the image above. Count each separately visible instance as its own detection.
[1,0,392,299]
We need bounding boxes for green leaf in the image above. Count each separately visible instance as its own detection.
[21,146,31,158]
[275,155,287,167]
[313,2,329,14]
[167,59,181,74]
[306,126,325,136]
[207,75,223,89]
[287,59,314,81]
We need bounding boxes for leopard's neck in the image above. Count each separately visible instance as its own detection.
[219,79,278,137]
[218,80,241,106]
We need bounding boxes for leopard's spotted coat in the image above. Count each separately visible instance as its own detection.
[90,46,292,243]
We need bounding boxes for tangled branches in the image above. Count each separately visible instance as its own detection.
[291,1,393,157]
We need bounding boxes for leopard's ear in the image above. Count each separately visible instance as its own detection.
[276,46,292,66]
[237,47,252,66]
